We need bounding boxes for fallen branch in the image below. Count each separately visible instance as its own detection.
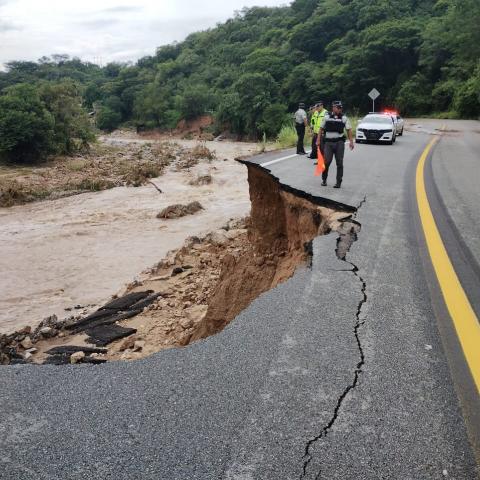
[149,181,163,193]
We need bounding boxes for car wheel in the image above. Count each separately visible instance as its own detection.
[399,128,404,136]
[355,139,360,144]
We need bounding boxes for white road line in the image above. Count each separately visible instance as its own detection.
[260,151,312,167]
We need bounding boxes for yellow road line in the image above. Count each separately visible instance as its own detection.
[416,137,480,394]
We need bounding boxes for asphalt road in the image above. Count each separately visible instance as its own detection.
[1,120,479,479]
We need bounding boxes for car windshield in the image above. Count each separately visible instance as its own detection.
[362,115,392,124]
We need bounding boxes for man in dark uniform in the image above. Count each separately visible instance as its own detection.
[294,102,308,154]
[317,100,354,188]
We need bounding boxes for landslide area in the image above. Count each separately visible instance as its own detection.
[190,163,354,342]
[1,162,356,365]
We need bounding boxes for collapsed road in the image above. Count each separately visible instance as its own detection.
[1,119,479,479]
[0,162,354,365]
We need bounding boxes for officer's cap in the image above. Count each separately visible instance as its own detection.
[299,102,305,108]
[315,101,324,106]
[332,100,343,108]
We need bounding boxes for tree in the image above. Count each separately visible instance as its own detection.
[257,103,288,137]
[38,80,95,153]
[396,73,432,115]
[176,85,215,119]
[96,107,122,132]
[219,72,280,137]
[453,68,480,118]
[1,0,477,136]
[0,84,55,162]
[243,48,290,81]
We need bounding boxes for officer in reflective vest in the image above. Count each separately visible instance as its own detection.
[317,100,354,188]
[309,101,327,158]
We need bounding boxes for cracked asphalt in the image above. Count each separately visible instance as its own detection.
[1,119,479,479]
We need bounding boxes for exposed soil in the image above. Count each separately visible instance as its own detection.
[1,162,356,365]
[0,140,217,208]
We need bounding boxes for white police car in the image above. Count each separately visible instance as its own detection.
[355,114,396,145]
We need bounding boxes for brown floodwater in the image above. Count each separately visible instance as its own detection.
[0,141,256,334]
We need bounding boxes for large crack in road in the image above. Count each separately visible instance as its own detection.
[300,197,367,480]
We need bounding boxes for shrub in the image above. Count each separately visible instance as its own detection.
[96,107,122,132]
[0,84,55,162]
[453,73,480,118]
[276,122,312,149]
[189,143,216,160]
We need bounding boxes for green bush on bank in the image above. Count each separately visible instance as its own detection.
[0,81,95,163]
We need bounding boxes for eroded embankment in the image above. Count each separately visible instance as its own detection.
[0,162,356,365]
[191,162,356,342]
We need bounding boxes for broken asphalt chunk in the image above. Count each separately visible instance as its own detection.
[45,346,107,356]
[85,325,137,347]
[70,309,143,334]
[100,291,153,312]
[129,292,162,311]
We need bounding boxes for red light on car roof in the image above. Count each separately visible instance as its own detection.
[383,109,399,115]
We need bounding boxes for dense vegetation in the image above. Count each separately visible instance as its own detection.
[0,0,479,161]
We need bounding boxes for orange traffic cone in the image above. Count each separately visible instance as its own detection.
[314,146,325,176]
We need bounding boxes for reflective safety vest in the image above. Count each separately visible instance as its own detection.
[311,109,327,134]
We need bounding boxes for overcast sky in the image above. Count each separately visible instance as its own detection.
[0,0,288,69]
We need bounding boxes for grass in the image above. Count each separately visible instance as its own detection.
[0,140,185,207]
[189,142,216,160]
[276,123,313,149]
[275,116,360,150]
[124,163,163,187]
[66,159,91,172]
[0,178,50,207]
[72,178,117,192]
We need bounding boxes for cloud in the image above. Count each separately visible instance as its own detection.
[99,6,143,14]
[0,20,20,31]
[75,18,120,28]
[0,0,287,68]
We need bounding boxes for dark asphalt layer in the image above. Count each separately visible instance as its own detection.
[1,121,479,479]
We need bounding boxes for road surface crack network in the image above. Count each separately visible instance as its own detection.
[300,196,367,480]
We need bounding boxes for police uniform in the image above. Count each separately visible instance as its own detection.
[294,103,307,154]
[309,103,327,158]
[320,108,352,186]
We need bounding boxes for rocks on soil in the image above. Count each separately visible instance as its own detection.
[44,345,108,366]
[0,291,159,365]
[189,174,212,186]
[70,351,85,364]
[157,201,204,219]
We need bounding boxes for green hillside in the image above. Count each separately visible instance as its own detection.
[1,0,479,156]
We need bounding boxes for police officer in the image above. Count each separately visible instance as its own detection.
[294,102,308,155]
[317,100,354,188]
[309,101,327,158]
